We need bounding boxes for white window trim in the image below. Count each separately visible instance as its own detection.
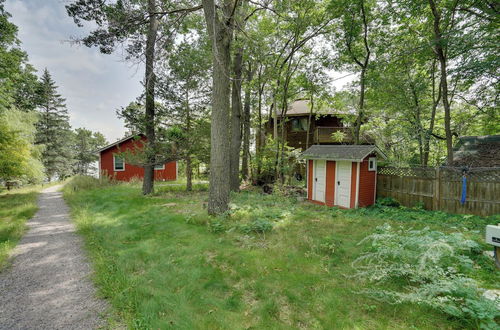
[113,155,125,172]
[154,163,165,170]
[368,157,377,171]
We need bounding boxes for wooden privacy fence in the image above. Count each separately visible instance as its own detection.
[377,166,500,216]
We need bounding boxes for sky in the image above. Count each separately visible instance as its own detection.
[5,0,143,142]
[5,0,354,143]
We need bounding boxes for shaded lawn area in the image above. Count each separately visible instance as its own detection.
[0,187,40,268]
[64,182,499,329]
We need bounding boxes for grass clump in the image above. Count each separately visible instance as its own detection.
[0,185,45,268]
[353,224,500,328]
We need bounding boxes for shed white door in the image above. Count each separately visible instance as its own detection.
[313,160,326,202]
[336,161,351,208]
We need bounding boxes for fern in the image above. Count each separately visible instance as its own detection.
[353,224,499,328]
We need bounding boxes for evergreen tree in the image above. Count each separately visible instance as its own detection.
[35,69,74,181]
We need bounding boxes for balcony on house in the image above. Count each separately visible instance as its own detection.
[314,127,353,144]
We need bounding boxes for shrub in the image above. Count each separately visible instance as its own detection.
[241,218,274,234]
[375,197,400,207]
[353,224,499,328]
[208,218,226,233]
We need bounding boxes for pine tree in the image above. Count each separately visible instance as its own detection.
[35,69,74,181]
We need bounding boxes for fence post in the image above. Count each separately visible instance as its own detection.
[433,167,440,211]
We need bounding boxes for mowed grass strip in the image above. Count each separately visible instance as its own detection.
[0,186,40,268]
[64,182,495,329]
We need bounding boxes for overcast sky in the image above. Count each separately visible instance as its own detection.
[5,0,143,142]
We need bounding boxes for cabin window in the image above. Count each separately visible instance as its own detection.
[291,118,309,132]
[368,157,377,171]
[113,155,125,171]
[154,164,165,170]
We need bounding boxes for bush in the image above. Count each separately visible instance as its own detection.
[208,218,226,233]
[353,224,499,328]
[376,197,400,207]
[241,218,274,234]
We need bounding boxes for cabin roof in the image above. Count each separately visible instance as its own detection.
[301,145,387,161]
[278,99,343,117]
[450,135,500,167]
[96,134,144,153]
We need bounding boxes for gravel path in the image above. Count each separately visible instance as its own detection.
[0,185,107,330]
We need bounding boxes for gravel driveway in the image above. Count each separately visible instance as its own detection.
[0,185,107,330]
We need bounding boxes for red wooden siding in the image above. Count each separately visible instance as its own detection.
[358,156,377,207]
[307,159,313,200]
[350,162,357,208]
[100,136,177,182]
[325,161,336,206]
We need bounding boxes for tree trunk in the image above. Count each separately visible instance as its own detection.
[185,89,192,191]
[306,92,314,149]
[142,0,158,195]
[256,66,264,178]
[230,47,243,192]
[423,61,441,166]
[241,62,252,181]
[429,0,453,164]
[202,0,233,215]
[354,67,366,145]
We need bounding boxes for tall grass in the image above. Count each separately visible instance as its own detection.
[0,184,53,268]
[61,182,500,329]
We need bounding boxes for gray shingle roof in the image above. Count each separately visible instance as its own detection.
[301,145,386,161]
[450,135,500,167]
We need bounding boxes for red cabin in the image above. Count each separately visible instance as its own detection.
[97,134,177,182]
[302,145,386,208]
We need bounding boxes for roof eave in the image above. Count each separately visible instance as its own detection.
[95,133,144,154]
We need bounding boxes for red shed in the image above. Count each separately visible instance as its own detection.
[302,145,386,208]
[97,134,177,182]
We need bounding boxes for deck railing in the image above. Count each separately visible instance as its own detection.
[313,127,352,143]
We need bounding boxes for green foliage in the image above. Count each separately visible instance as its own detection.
[240,218,274,234]
[353,224,500,328]
[376,197,400,207]
[73,128,107,175]
[252,136,302,182]
[0,109,44,183]
[0,185,41,268]
[35,69,74,180]
[330,130,346,143]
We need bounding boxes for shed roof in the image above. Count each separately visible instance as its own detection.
[301,145,387,161]
[96,134,144,153]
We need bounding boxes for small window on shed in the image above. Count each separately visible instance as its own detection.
[114,155,125,171]
[368,157,377,171]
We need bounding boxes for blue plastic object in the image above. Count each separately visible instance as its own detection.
[460,175,467,205]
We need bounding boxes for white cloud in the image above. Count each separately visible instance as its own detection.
[5,0,144,142]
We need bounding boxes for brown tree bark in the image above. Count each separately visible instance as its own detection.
[185,89,193,191]
[241,62,253,181]
[423,61,441,166]
[142,0,158,195]
[202,0,235,215]
[429,0,454,164]
[230,47,243,192]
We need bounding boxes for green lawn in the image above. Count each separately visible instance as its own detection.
[0,186,41,268]
[63,178,499,329]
